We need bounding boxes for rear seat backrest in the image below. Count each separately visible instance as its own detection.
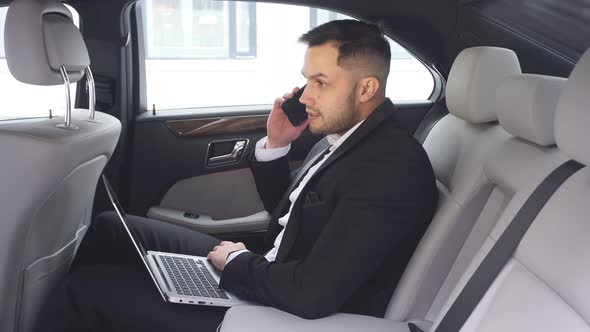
[428,51,590,331]
[386,47,521,321]
[425,73,568,326]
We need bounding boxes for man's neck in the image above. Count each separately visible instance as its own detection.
[359,96,386,119]
[335,97,386,136]
[328,119,366,148]
[349,96,386,131]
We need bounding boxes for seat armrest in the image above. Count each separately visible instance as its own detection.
[147,206,270,234]
[219,306,411,332]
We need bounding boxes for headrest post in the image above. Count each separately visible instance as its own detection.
[60,66,72,126]
[56,65,79,131]
[85,66,96,120]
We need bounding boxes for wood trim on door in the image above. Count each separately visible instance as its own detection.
[166,115,268,137]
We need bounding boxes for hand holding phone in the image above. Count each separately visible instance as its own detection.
[266,86,309,149]
[280,85,308,127]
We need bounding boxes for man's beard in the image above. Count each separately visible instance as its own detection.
[310,88,358,135]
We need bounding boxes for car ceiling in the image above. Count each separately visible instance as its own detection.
[2,0,588,78]
[251,0,588,78]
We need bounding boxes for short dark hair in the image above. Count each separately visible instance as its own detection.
[299,20,391,80]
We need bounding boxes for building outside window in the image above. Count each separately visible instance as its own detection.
[142,1,435,110]
[309,7,342,28]
[143,0,256,59]
[309,8,412,60]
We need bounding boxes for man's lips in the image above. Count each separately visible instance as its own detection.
[306,110,320,119]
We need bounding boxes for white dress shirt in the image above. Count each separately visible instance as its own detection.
[226,120,365,264]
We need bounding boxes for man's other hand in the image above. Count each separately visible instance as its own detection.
[207,241,247,271]
[266,87,310,149]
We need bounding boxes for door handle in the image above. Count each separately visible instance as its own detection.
[207,140,247,166]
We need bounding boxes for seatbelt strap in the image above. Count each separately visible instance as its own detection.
[434,159,583,332]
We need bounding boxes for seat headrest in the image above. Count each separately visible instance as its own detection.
[555,48,590,166]
[446,47,521,123]
[496,74,566,146]
[4,0,89,85]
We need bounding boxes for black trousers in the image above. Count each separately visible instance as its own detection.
[35,212,227,332]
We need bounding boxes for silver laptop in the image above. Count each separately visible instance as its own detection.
[101,175,252,307]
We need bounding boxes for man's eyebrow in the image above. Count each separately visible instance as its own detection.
[301,72,328,79]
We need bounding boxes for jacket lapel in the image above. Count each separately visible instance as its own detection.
[271,142,331,222]
[265,138,331,248]
[275,99,396,262]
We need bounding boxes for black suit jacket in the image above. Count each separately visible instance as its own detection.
[220,99,438,319]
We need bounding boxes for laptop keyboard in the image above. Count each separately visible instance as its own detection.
[160,255,229,299]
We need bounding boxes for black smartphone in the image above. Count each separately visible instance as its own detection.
[281,85,308,126]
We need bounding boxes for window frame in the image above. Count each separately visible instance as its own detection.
[141,0,257,60]
[133,2,443,116]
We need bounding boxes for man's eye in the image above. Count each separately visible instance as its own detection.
[316,80,326,87]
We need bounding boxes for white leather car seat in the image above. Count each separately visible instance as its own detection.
[386,47,521,322]
[0,0,120,331]
[218,47,588,332]
[428,48,590,332]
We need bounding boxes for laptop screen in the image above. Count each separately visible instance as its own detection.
[101,175,167,301]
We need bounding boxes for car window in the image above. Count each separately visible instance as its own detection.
[141,0,434,111]
[0,5,80,120]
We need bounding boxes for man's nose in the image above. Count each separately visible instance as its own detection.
[299,87,313,106]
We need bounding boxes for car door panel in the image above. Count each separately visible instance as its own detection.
[154,168,265,220]
[147,207,271,235]
[128,109,322,232]
[128,101,437,237]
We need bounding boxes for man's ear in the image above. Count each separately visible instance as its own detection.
[357,76,380,102]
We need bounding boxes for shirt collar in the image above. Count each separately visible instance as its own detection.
[326,119,366,152]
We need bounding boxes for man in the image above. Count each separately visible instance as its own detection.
[36,20,437,331]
